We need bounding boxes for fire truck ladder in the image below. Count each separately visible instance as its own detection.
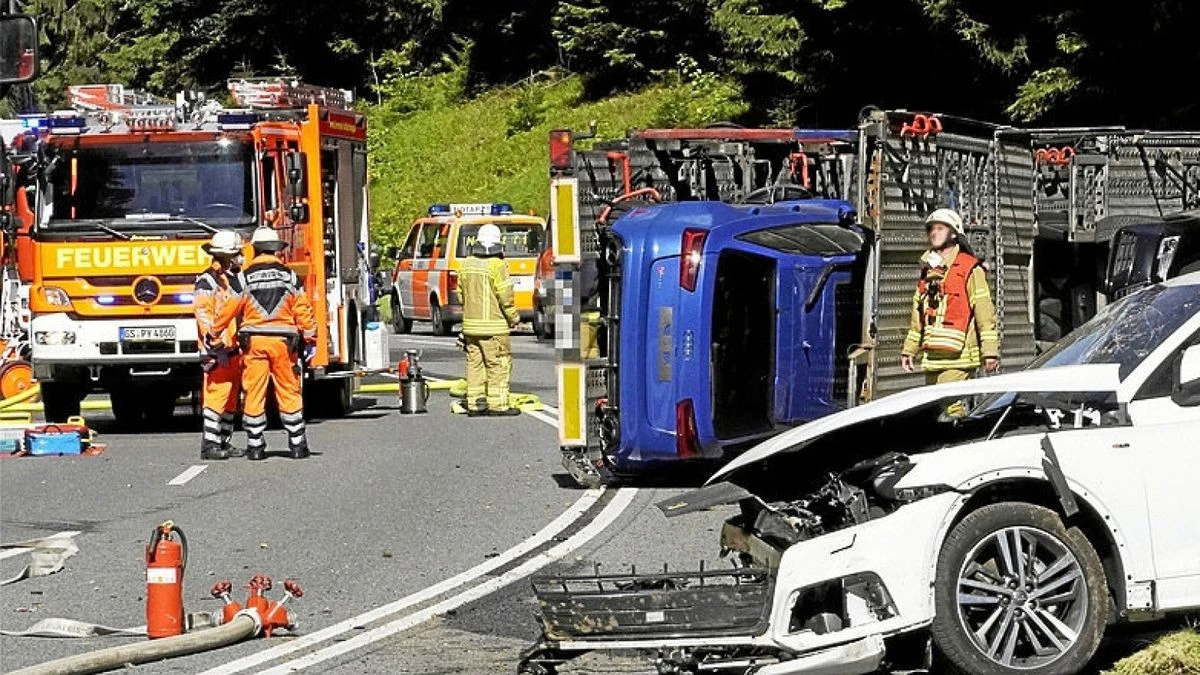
[227,77,354,110]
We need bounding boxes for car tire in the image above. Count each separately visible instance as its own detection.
[391,293,412,334]
[533,303,551,341]
[430,300,450,336]
[931,502,1108,675]
[40,382,82,423]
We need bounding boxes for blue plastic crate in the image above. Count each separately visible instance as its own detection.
[26,427,82,456]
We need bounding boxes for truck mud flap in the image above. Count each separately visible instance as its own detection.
[531,566,773,642]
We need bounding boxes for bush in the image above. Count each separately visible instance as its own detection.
[1108,629,1200,675]
[366,73,748,247]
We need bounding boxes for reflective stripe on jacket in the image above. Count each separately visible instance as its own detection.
[210,253,317,342]
[902,246,999,371]
[460,247,518,336]
[194,262,241,347]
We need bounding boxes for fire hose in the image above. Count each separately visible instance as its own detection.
[8,612,260,675]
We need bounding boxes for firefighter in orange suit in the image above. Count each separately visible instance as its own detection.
[901,208,1000,416]
[210,227,317,460]
[194,230,245,460]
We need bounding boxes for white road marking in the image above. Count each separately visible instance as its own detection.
[525,409,558,428]
[540,404,560,416]
[259,488,639,673]
[393,337,453,348]
[166,465,207,486]
[202,488,608,675]
[0,531,81,561]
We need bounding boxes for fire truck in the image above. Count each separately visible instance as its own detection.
[25,78,372,425]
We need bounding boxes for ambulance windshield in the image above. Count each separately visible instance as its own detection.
[48,140,255,227]
[457,223,543,258]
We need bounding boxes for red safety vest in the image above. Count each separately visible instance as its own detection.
[918,251,980,354]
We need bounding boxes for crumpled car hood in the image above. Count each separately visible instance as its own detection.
[707,363,1122,484]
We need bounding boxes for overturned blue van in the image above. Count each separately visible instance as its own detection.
[601,199,865,470]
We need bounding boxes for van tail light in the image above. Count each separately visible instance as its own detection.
[676,399,702,459]
[680,228,707,292]
[549,129,573,171]
[447,270,459,292]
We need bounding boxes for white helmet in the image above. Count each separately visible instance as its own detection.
[477,224,502,248]
[925,208,964,235]
[250,227,288,252]
[202,229,242,257]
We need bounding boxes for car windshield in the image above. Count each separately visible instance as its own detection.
[48,140,254,227]
[457,223,543,258]
[973,282,1200,415]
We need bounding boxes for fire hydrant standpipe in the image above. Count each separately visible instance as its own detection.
[8,612,260,675]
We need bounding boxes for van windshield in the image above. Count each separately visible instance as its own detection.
[457,223,543,258]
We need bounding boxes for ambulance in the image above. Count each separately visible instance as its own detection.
[387,203,545,335]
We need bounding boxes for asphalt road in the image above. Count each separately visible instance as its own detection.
[0,324,725,674]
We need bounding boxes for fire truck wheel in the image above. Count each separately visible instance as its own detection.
[143,387,177,427]
[430,301,451,337]
[390,293,412,334]
[40,382,81,423]
[109,389,144,429]
[305,378,353,419]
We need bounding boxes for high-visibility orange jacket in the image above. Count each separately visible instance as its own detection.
[902,245,999,371]
[210,253,316,343]
[194,262,241,348]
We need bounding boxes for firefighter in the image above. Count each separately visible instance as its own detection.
[210,227,317,460]
[460,223,521,416]
[194,230,244,460]
[901,208,1000,415]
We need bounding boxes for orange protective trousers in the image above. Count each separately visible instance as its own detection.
[241,336,306,453]
[201,355,242,452]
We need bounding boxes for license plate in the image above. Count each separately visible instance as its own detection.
[512,276,535,292]
[120,326,176,341]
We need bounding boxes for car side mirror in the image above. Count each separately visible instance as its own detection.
[1171,344,1200,406]
[0,16,39,85]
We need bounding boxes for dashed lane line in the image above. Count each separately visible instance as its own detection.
[199,487,607,675]
[166,465,207,486]
[259,488,640,673]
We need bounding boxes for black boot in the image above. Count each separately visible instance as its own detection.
[246,446,266,461]
[289,443,310,460]
[201,444,230,461]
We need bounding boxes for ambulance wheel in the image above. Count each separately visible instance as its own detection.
[430,300,451,336]
[40,382,81,423]
[391,292,412,334]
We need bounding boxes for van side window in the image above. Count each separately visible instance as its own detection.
[434,224,449,258]
[417,224,438,259]
[399,226,419,260]
[1135,326,1200,400]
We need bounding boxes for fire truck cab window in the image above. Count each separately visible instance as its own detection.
[260,152,279,213]
[49,140,254,225]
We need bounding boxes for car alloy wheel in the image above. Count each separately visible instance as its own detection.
[931,503,1107,675]
[956,526,1087,669]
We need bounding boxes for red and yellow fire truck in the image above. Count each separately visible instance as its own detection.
[26,79,372,425]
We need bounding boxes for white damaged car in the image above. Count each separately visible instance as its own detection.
[521,275,1200,675]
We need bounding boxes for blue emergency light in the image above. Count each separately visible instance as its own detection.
[47,113,86,135]
[216,111,259,131]
[428,203,514,217]
[176,293,194,304]
[19,115,46,130]
[96,295,116,305]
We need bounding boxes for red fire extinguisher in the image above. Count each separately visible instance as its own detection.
[145,520,187,639]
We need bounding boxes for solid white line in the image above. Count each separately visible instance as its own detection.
[260,488,639,674]
[0,531,81,561]
[395,337,453,348]
[540,404,560,416]
[201,488,607,675]
[166,465,207,486]
[524,409,558,428]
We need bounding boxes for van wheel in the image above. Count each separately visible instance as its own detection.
[533,303,552,341]
[931,503,1108,675]
[40,382,81,423]
[391,293,412,334]
[430,301,451,336]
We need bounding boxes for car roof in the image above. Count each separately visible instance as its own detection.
[621,199,855,229]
